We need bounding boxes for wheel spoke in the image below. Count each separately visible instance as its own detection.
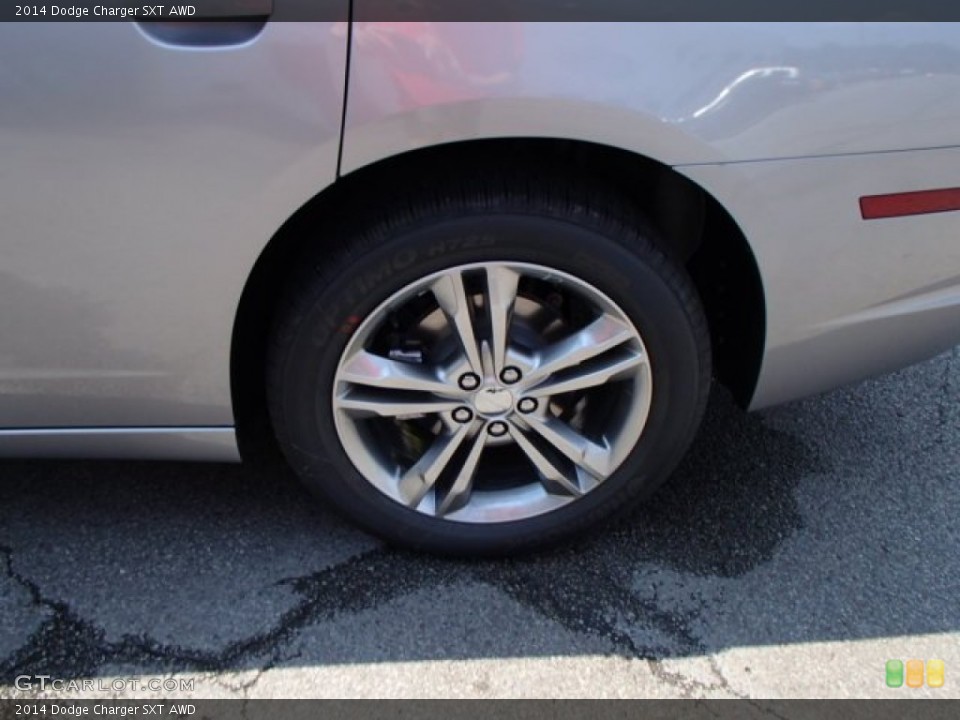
[437,429,487,516]
[485,265,520,377]
[432,271,483,375]
[335,389,464,418]
[524,314,637,386]
[397,421,474,508]
[522,414,611,478]
[507,420,582,496]
[525,349,646,398]
[340,350,457,397]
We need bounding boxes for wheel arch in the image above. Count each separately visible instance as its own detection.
[231,138,766,460]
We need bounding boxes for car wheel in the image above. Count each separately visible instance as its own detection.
[267,174,710,555]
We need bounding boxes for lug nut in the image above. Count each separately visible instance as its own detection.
[500,366,522,385]
[487,421,508,437]
[452,407,473,424]
[517,398,538,414]
[458,372,481,391]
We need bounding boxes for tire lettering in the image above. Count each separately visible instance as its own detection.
[425,234,497,257]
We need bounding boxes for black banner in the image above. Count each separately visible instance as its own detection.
[3,0,960,22]
[1,701,960,719]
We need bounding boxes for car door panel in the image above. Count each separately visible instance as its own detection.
[0,13,348,428]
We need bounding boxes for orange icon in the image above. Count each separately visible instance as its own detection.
[906,659,924,688]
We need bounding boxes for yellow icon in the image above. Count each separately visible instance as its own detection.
[906,659,924,688]
[927,660,945,688]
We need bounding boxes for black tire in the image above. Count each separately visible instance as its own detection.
[267,172,711,556]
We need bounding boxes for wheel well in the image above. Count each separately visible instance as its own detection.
[231,139,765,460]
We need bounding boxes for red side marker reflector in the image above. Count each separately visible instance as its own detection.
[860,187,960,220]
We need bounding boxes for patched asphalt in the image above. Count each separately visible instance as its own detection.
[1,347,957,699]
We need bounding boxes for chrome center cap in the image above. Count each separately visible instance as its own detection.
[472,386,515,417]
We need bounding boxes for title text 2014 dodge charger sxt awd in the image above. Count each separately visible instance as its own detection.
[2,16,960,553]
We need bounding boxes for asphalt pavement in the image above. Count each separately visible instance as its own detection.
[1,347,957,699]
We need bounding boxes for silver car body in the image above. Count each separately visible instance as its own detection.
[2,18,959,459]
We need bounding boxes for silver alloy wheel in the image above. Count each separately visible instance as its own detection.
[332,261,653,524]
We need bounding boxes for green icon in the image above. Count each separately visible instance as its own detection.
[886,659,905,688]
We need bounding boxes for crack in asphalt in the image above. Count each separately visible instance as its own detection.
[1,544,712,688]
[0,548,463,687]
[0,545,260,686]
[1,545,107,682]
[910,345,957,456]
[706,657,744,699]
[473,553,706,658]
[2,546,32,603]
[931,346,958,450]
[642,656,746,700]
